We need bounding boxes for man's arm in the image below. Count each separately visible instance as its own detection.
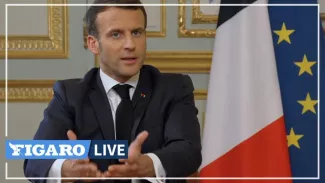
[152,75,202,177]
[24,81,75,183]
[23,81,100,183]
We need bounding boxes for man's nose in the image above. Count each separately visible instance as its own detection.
[124,35,136,50]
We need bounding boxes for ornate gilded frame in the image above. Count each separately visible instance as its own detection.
[192,0,218,24]
[178,0,215,38]
[0,0,69,59]
[0,80,207,102]
[83,0,166,48]
[145,0,166,37]
[0,81,54,102]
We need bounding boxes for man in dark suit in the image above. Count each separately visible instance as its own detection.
[23,0,202,182]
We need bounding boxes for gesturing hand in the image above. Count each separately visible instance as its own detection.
[103,131,155,178]
[61,130,102,182]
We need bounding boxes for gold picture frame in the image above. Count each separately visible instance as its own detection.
[0,80,207,102]
[0,80,54,102]
[83,0,166,48]
[145,0,166,37]
[94,51,212,73]
[0,0,69,59]
[192,0,218,24]
[178,0,216,38]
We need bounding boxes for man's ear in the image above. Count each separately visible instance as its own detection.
[87,35,100,55]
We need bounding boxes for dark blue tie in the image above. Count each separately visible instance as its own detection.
[113,84,133,143]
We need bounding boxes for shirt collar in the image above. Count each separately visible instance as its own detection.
[100,68,139,94]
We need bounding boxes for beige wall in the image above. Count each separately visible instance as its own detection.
[0,0,324,182]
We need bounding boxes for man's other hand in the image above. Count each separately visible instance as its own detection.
[103,131,155,177]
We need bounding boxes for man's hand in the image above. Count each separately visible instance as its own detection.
[103,131,155,177]
[61,130,102,182]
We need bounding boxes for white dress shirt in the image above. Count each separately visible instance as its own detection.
[47,69,166,183]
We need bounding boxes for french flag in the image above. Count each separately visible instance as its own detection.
[199,0,292,182]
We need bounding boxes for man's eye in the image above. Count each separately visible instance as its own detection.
[132,31,141,36]
[112,32,120,38]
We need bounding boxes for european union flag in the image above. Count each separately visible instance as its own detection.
[269,0,324,182]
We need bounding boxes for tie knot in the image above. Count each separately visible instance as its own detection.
[113,84,132,100]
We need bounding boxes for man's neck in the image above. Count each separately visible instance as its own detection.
[101,69,131,83]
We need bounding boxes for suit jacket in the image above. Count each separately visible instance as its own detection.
[23,65,202,183]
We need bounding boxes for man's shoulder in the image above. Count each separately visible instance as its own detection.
[54,78,83,90]
[52,79,87,103]
[52,68,99,95]
[143,65,194,90]
[159,73,192,87]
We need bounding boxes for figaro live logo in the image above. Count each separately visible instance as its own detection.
[6,140,128,159]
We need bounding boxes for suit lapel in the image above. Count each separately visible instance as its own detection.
[131,67,153,141]
[88,72,115,140]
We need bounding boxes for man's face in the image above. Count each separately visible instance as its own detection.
[91,7,146,82]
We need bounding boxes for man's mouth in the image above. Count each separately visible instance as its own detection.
[121,57,137,63]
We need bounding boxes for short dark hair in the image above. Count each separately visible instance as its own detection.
[84,0,147,38]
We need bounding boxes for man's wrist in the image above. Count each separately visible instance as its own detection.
[143,153,166,183]
[61,160,73,181]
[139,155,156,177]
[61,160,78,183]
